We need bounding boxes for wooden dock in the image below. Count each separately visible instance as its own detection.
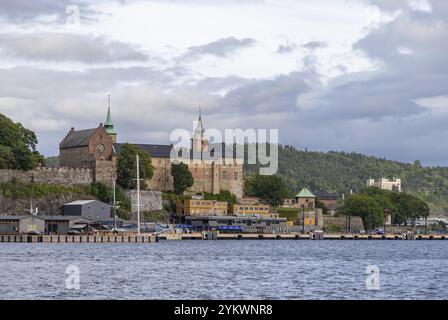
[0,234,158,243]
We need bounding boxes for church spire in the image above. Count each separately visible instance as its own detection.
[105,93,117,143]
[105,94,115,134]
[194,106,204,137]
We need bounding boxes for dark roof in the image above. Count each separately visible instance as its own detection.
[312,190,337,200]
[60,128,96,149]
[114,142,243,160]
[0,215,44,220]
[114,143,172,158]
[37,215,74,221]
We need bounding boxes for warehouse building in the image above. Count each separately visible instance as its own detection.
[62,200,111,220]
[0,215,45,235]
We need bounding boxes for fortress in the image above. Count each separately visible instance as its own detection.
[58,107,244,198]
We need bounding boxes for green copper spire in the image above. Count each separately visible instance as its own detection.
[295,188,315,198]
[105,94,115,134]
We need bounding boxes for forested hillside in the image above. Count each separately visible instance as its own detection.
[244,145,448,216]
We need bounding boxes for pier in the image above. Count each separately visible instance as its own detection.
[0,233,446,243]
[157,232,448,241]
[0,234,158,243]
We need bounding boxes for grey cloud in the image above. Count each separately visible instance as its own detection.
[0,33,150,63]
[0,0,96,24]
[277,43,297,54]
[289,5,448,164]
[183,37,256,61]
[219,72,312,115]
[302,41,327,49]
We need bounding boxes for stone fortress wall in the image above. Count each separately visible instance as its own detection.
[0,167,93,186]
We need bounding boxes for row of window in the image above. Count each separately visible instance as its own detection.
[236,206,269,211]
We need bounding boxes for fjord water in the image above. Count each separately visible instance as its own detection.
[0,241,447,300]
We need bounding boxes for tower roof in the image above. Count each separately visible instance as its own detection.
[194,106,205,137]
[295,188,315,198]
[105,95,115,134]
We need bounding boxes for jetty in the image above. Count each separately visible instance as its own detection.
[0,234,158,243]
[157,232,447,241]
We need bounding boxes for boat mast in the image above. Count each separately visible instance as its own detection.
[136,153,141,235]
[113,180,117,231]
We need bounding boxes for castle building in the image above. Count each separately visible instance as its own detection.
[367,177,402,192]
[59,124,117,187]
[59,107,244,198]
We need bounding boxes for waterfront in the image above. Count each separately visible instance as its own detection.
[1,241,447,300]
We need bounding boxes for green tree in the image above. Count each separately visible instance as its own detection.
[342,194,384,231]
[315,198,329,214]
[171,162,194,195]
[117,143,153,189]
[0,113,44,170]
[88,182,131,219]
[244,174,289,206]
[204,190,237,204]
[0,146,16,169]
[395,193,430,225]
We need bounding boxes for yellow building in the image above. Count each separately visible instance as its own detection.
[176,199,228,216]
[232,204,279,218]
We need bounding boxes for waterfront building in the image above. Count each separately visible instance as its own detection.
[176,199,228,216]
[185,215,288,233]
[367,177,402,192]
[282,188,316,209]
[295,188,316,209]
[238,197,262,205]
[42,216,71,234]
[231,204,279,218]
[0,215,45,235]
[62,200,112,220]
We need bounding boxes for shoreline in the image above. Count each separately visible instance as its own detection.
[0,233,446,243]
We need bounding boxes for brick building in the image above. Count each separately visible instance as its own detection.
[59,120,117,186]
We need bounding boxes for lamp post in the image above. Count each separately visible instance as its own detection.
[384,208,389,235]
[301,205,305,234]
[49,200,54,235]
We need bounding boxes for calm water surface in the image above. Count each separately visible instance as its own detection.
[0,241,447,300]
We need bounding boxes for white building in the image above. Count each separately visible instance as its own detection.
[367,177,402,192]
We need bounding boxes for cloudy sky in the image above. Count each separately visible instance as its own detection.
[0,0,447,166]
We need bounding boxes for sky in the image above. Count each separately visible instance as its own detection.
[0,0,447,166]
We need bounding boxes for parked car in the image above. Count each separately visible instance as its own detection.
[26,230,43,235]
